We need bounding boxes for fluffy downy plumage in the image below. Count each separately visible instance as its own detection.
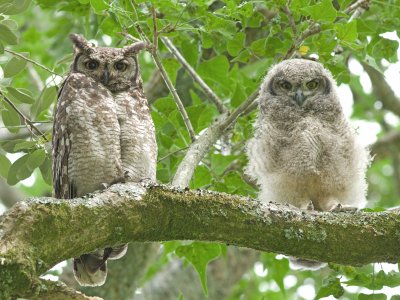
[52,34,157,286]
[246,59,370,269]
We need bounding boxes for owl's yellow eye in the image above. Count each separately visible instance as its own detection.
[115,61,127,71]
[306,80,319,90]
[280,81,292,90]
[85,60,99,70]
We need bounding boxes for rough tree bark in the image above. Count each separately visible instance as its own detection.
[1,182,400,299]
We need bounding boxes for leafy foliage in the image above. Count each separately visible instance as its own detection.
[1,0,400,299]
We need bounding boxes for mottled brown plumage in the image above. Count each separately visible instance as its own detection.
[246,59,369,269]
[52,34,156,286]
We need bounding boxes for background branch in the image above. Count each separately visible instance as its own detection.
[362,62,400,117]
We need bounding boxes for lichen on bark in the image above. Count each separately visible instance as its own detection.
[1,182,400,299]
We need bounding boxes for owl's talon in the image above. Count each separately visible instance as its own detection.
[101,183,110,190]
[139,177,154,187]
[330,203,358,212]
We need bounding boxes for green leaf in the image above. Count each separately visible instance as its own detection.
[207,14,236,38]
[175,242,222,296]
[372,38,399,63]
[90,0,109,13]
[7,153,30,185]
[227,32,245,57]
[0,22,18,45]
[99,15,119,35]
[190,165,212,188]
[336,21,358,43]
[211,154,236,176]
[27,149,46,172]
[39,152,52,185]
[358,294,386,300]
[0,42,4,54]
[0,0,30,15]
[197,56,231,92]
[3,56,27,77]
[291,0,310,9]
[6,87,34,104]
[0,139,27,153]
[316,277,344,299]
[345,270,400,290]
[1,100,20,133]
[301,0,337,22]
[31,86,57,118]
[13,140,37,152]
[269,255,289,295]
[0,154,11,179]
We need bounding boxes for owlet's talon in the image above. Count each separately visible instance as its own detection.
[306,201,314,211]
[330,203,358,212]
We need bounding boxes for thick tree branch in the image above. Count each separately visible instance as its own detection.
[172,90,259,187]
[2,182,400,299]
[371,131,400,159]
[362,62,400,117]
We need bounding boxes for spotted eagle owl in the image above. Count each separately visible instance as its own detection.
[52,34,157,286]
[246,59,369,269]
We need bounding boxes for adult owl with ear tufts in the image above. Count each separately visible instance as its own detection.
[246,59,370,269]
[52,34,157,286]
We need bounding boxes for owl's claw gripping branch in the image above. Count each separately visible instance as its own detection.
[1,183,400,299]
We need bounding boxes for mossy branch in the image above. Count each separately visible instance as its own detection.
[1,182,400,299]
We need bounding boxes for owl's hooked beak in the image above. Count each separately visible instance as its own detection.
[101,68,110,85]
[294,89,305,106]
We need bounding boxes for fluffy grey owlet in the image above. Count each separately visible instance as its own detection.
[246,59,369,269]
[52,34,157,286]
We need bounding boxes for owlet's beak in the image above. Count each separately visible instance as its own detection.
[101,68,110,85]
[294,88,305,106]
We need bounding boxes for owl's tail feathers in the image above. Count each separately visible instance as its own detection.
[108,244,128,260]
[289,257,327,271]
[73,244,128,286]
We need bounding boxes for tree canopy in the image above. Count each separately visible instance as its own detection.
[1,0,400,299]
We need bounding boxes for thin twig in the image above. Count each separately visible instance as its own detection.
[4,49,61,76]
[284,23,321,59]
[344,0,370,14]
[0,91,49,142]
[129,11,197,142]
[151,6,158,52]
[282,5,297,35]
[161,37,228,114]
[158,146,189,163]
[154,53,197,142]
[118,32,142,42]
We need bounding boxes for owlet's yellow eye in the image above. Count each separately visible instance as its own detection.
[306,80,319,90]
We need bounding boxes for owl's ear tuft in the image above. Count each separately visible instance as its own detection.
[122,41,148,56]
[69,34,95,54]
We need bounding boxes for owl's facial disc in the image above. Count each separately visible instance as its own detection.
[271,77,326,106]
